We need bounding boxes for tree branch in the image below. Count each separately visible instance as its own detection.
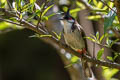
[1,8,120,69]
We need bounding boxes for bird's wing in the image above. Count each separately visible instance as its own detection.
[74,21,87,49]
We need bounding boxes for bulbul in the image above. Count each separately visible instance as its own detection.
[60,9,92,77]
[60,9,86,54]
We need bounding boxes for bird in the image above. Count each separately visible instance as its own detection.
[59,9,92,77]
[59,9,86,54]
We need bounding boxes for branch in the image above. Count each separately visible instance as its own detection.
[0,18,22,26]
[1,8,120,69]
[100,0,117,14]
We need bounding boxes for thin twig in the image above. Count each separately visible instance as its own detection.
[99,0,117,14]
[0,18,22,26]
[7,0,12,10]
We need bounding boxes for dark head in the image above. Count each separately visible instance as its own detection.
[60,9,75,23]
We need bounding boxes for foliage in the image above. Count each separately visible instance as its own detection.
[0,0,120,80]
[103,66,119,80]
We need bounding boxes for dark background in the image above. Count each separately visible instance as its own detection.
[0,29,70,80]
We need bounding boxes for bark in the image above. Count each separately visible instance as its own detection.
[78,9,105,80]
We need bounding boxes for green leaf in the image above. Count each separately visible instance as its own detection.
[93,0,98,6]
[42,16,48,21]
[64,63,73,68]
[110,39,119,47]
[21,3,33,12]
[65,56,79,68]
[87,15,101,20]
[76,1,85,9]
[41,4,54,17]
[97,48,104,60]
[88,0,92,3]
[107,56,113,61]
[104,9,116,32]
[103,66,119,80]
[28,10,40,20]
[96,32,99,41]
[63,6,68,12]
[71,56,79,63]
[85,37,96,42]
[91,9,107,13]
[20,14,23,19]
[29,34,52,38]
[90,34,97,40]
[0,0,6,8]
[99,33,108,43]
[39,35,52,37]
[106,37,111,47]
[52,31,62,40]
[113,53,119,61]
[97,2,103,9]
[70,8,81,14]
[108,2,114,10]
[47,13,56,19]
[30,0,36,4]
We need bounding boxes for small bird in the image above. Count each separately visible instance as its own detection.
[59,9,92,77]
[60,9,86,54]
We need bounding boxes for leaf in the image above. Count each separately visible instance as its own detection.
[20,14,23,19]
[113,53,119,60]
[99,33,108,43]
[91,9,107,13]
[41,4,54,17]
[93,0,98,6]
[52,31,62,40]
[103,66,119,80]
[30,0,36,4]
[110,39,119,47]
[21,3,33,12]
[97,48,104,60]
[87,15,101,20]
[42,16,48,21]
[40,35,52,37]
[108,2,114,10]
[85,37,96,42]
[90,34,97,40]
[97,2,103,9]
[47,13,56,19]
[29,34,52,38]
[71,56,79,63]
[27,10,40,20]
[106,37,112,47]
[107,56,113,61]
[76,1,86,9]
[96,32,99,41]
[70,8,81,14]
[64,63,73,68]
[88,0,92,3]
[104,8,116,32]
[65,56,79,68]
[0,0,6,8]
[63,6,68,12]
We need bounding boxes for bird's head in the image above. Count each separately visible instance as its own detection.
[60,9,75,23]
